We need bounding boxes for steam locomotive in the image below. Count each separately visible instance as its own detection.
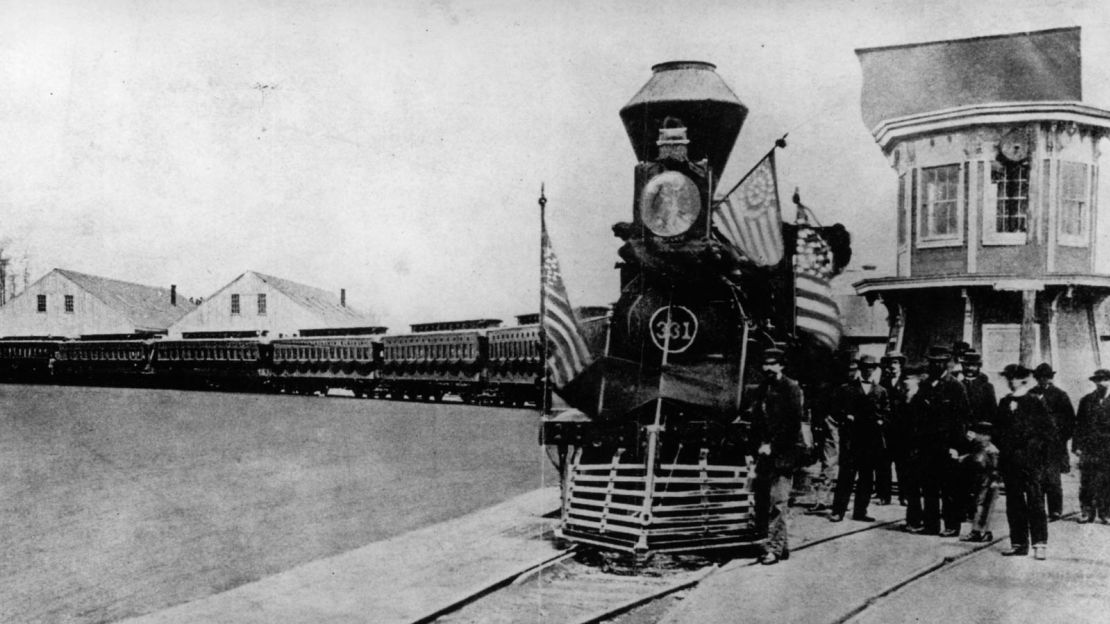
[0,312,608,406]
[541,61,849,555]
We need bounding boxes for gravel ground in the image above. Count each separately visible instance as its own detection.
[0,383,555,624]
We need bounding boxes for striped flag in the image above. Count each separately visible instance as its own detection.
[794,222,842,350]
[542,229,593,388]
[713,152,784,266]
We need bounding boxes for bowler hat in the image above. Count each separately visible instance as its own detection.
[857,354,880,368]
[881,351,906,364]
[903,363,927,377]
[1089,369,1110,382]
[969,421,993,434]
[953,341,971,355]
[1033,363,1056,378]
[762,347,785,364]
[1001,363,1032,379]
[925,346,951,361]
[960,349,982,365]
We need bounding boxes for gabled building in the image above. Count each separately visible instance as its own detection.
[167,271,378,338]
[0,268,194,338]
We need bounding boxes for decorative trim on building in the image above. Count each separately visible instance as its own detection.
[872,101,1110,150]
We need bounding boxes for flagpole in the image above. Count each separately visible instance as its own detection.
[792,188,805,342]
[539,184,550,416]
[712,134,788,208]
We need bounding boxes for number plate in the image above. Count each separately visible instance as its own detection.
[649,305,698,354]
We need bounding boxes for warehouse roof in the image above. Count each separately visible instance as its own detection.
[55,268,195,332]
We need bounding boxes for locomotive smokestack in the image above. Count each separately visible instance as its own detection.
[171,284,177,306]
[340,288,346,307]
[620,61,748,178]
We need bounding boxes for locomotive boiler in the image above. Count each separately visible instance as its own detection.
[543,61,787,554]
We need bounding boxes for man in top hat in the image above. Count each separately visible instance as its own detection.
[877,352,907,505]
[1029,362,1075,521]
[828,354,890,523]
[749,347,805,564]
[1074,368,1110,523]
[917,345,971,536]
[995,364,1057,559]
[960,350,997,425]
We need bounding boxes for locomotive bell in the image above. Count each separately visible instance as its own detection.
[620,61,748,178]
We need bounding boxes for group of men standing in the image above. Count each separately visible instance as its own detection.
[748,343,1110,565]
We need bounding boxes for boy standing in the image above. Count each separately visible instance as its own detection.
[958,421,1001,542]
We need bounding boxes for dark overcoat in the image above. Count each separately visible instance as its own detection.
[749,374,805,475]
[1030,383,1075,471]
[995,391,1057,479]
[833,380,890,460]
[1075,388,1110,461]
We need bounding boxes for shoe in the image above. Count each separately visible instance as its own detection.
[1033,544,1046,560]
[983,531,994,541]
[959,531,982,542]
[828,513,844,522]
[1099,517,1110,525]
[899,498,908,507]
[760,552,781,565]
[1002,545,1029,556]
[939,528,960,538]
[809,503,830,513]
[851,514,877,522]
[1049,512,1062,522]
[904,524,925,534]
[1078,515,1094,524]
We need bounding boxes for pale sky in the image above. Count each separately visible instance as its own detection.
[2,0,1110,329]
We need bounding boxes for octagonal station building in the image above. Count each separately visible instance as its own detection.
[853,27,1110,397]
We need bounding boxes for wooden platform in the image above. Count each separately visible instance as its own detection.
[120,488,563,624]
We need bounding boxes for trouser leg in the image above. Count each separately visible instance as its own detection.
[1043,470,1063,517]
[903,464,923,527]
[1005,473,1030,547]
[941,459,964,531]
[973,482,998,534]
[874,450,892,500]
[1095,460,1110,519]
[764,474,792,556]
[921,460,942,532]
[815,423,840,507]
[854,456,876,517]
[1026,476,1048,545]
[1079,459,1096,517]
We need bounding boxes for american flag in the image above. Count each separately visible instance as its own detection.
[712,152,784,266]
[794,222,842,350]
[542,229,593,388]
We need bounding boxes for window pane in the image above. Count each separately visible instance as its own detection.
[1061,162,1089,238]
[992,160,1029,233]
[922,165,960,238]
[231,294,240,315]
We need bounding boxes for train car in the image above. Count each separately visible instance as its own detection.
[54,338,155,386]
[151,336,272,391]
[485,323,542,406]
[269,327,385,396]
[0,338,63,383]
[377,319,499,403]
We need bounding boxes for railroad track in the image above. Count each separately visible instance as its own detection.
[416,513,905,624]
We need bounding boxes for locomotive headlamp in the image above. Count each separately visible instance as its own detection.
[640,170,701,237]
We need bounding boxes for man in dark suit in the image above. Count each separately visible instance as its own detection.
[877,352,906,505]
[1075,368,1110,524]
[961,350,997,425]
[916,345,970,537]
[895,363,928,530]
[749,347,805,565]
[996,364,1057,560]
[829,355,890,523]
[1029,363,1075,521]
